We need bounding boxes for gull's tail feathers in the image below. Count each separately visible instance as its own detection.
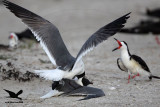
[34,69,64,81]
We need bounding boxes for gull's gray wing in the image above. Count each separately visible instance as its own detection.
[65,87,105,101]
[117,58,128,72]
[3,0,75,69]
[72,13,130,71]
[57,79,105,100]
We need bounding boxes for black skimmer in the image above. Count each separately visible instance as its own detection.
[0,33,18,50]
[0,32,18,50]
[41,78,104,100]
[9,29,37,48]
[119,20,160,45]
[9,29,36,42]
[4,89,23,100]
[112,38,160,83]
[3,0,130,97]
[146,8,160,19]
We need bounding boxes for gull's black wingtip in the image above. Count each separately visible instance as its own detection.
[122,12,131,21]
[119,12,131,23]
[2,0,12,9]
[125,12,131,18]
[126,12,131,16]
[2,0,9,5]
[117,12,131,27]
[2,0,17,9]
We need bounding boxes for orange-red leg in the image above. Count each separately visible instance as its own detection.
[128,75,130,83]
[132,75,136,79]
[132,73,140,79]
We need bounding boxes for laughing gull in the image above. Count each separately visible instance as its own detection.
[112,38,160,83]
[3,0,130,88]
[53,79,105,101]
[41,78,93,99]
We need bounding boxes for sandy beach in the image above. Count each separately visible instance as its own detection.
[0,0,160,106]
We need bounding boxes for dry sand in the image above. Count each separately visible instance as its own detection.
[0,0,160,106]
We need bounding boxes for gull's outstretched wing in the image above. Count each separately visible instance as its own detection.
[3,0,74,69]
[72,13,130,71]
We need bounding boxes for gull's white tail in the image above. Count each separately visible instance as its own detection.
[40,90,63,99]
[34,69,64,81]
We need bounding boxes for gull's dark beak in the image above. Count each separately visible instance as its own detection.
[112,38,122,52]
[82,77,93,86]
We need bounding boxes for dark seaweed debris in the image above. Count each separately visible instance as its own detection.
[0,62,39,82]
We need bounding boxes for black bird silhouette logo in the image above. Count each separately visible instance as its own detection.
[4,89,23,100]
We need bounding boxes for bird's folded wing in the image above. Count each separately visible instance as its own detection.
[117,58,128,72]
[130,55,150,72]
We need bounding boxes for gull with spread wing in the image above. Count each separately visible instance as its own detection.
[3,0,130,96]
